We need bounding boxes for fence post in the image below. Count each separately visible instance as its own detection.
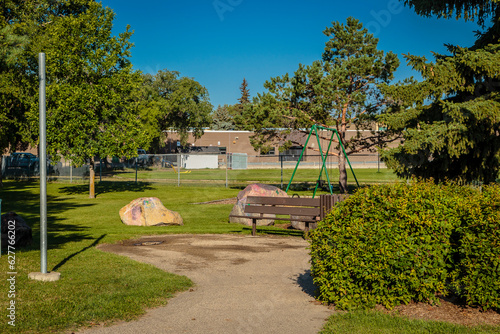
[377,151,380,172]
[177,154,180,187]
[225,153,229,188]
[280,155,284,189]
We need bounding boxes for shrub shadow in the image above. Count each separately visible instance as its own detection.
[297,269,317,298]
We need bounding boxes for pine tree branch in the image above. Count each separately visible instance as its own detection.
[346,135,402,155]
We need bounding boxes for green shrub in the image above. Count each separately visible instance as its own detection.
[309,181,470,310]
[451,185,500,310]
[310,181,500,311]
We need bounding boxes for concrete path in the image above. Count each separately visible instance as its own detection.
[77,234,334,334]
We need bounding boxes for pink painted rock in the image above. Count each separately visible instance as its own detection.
[229,183,288,226]
[291,219,318,231]
[119,197,183,226]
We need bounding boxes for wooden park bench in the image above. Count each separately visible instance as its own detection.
[230,194,350,236]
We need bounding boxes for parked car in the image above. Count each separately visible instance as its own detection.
[136,149,152,167]
[7,152,39,176]
[5,153,58,177]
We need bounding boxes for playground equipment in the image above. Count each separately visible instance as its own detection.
[285,125,359,197]
[171,165,191,174]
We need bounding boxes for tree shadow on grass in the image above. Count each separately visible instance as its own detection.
[0,182,96,249]
[59,181,155,196]
[52,234,106,271]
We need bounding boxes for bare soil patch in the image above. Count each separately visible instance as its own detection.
[373,296,500,327]
[191,197,237,205]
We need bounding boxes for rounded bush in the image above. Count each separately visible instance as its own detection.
[309,181,466,310]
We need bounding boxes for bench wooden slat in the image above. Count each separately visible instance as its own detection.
[244,205,319,216]
[229,215,318,222]
[229,194,351,236]
[246,196,320,207]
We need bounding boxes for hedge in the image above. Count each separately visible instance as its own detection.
[451,185,500,310]
[309,181,500,310]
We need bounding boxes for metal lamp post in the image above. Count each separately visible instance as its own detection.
[28,53,60,282]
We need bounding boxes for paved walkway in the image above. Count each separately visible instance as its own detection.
[77,234,334,334]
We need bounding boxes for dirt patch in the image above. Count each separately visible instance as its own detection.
[373,297,500,327]
[103,234,305,271]
[191,197,237,205]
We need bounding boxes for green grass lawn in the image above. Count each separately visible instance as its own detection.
[105,167,398,190]
[0,181,267,333]
[320,310,500,334]
[0,178,497,333]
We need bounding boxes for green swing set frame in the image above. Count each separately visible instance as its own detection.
[285,124,359,198]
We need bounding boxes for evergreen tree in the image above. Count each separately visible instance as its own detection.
[380,0,500,184]
[248,17,400,192]
[230,78,251,130]
[211,104,235,130]
[238,78,250,105]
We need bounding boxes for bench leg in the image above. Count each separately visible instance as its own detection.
[252,218,257,236]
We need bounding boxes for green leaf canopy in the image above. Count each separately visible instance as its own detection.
[25,1,148,166]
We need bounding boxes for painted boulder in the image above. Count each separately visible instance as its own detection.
[229,183,288,226]
[119,197,183,226]
[291,220,318,231]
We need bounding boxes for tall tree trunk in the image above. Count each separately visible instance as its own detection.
[0,156,3,188]
[89,158,95,199]
[338,149,348,194]
[338,108,348,194]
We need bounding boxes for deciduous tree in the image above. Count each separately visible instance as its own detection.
[25,1,148,198]
[137,69,212,151]
[0,0,47,186]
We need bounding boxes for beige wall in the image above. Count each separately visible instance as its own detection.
[164,129,400,166]
[165,130,257,155]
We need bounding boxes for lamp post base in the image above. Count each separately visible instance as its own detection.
[28,272,60,282]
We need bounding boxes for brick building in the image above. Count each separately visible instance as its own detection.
[163,127,396,168]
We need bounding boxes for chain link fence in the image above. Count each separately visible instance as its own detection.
[1,152,385,189]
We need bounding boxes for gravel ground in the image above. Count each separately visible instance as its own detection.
[75,234,334,334]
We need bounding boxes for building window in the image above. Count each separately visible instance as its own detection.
[260,147,276,155]
[279,146,303,161]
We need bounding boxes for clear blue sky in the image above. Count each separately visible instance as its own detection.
[100,0,481,108]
